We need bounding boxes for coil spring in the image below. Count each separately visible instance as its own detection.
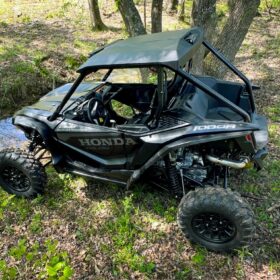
[165,156,182,196]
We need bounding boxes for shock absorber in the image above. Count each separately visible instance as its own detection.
[165,152,182,197]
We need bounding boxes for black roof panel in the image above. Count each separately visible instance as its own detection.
[77,27,203,72]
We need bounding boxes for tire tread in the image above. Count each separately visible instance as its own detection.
[0,148,47,197]
[177,187,255,252]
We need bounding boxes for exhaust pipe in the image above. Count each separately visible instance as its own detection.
[206,155,249,169]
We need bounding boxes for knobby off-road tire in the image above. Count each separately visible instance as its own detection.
[177,187,255,252]
[0,149,47,198]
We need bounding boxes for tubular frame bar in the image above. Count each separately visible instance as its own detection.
[49,73,86,121]
[178,69,251,122]
[203,40,255,112]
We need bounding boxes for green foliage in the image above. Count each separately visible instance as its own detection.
[216,1,229,18]
[9,239,27,260]
[0,194,31,222]
[175,267,192,279]
[256,207,274,229]
[269,124,280,147]
[30,213,42,233]
[64,55,83,70]
[265,102,280,122]
[40,239,74,279]
[0,43,54,116]
[149,195,177,222]
[0,195,14,220]
[74,39,96,53]
[0,21,8,28]
[4,237,74,280]
[260,0,280,11]
[111,100,134,118]
[20,15,32,24]
[102,195,155,275]
[0,260,17,280]
[46,168,77,204]
[114,247,155,274]
[241,183,261,195]
[147,72,157,84]
[191,247,207,266]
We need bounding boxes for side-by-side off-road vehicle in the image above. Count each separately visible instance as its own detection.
[0,28,268,252]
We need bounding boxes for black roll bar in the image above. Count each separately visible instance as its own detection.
[49,73,86,121]
[178,69,251,122]
[203,40,256,112]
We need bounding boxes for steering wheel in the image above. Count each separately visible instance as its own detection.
[87,94,109,125]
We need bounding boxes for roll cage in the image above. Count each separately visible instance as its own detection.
[49,28,255,123]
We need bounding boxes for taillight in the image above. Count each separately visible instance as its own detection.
[245,134,255,148]
[245,134,253,142]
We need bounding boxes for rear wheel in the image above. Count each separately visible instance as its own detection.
[0,149,47,198]
[177,187,255,252]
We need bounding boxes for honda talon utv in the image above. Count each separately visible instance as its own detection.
[0,28,268,252]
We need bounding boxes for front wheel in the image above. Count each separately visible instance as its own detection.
[177,187,255,252]
[0,149,47,198]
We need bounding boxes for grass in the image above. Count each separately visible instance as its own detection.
[265,101,280,122]
[0,159,279,279]
[0,0,280,279]
[0,0,123,117]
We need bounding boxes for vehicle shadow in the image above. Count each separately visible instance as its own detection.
[90,176,280,276]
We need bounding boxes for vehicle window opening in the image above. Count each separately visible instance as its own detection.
[63,67,174,129]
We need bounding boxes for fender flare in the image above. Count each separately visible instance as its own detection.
[13,115,62,164]
[13,116,53,143]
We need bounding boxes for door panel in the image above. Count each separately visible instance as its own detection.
[55,120,127,165]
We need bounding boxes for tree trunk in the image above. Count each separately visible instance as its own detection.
[204,0,260,78]
[192,0,217,41]
[115,0,146,37]
[88,0,107,31]
[191,0,217,74]
[144,0,147,29]
[167,0,178,14]
[178,0,185,21]
[151,0,163,33]
[190,0,260,77]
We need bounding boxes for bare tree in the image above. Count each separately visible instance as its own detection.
[115,0,146,37]
[151,0,163,33]
[88,0,107,31]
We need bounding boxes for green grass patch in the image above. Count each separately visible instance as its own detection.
[0,238,74,280]
[265,102,280,122]
[100,195,156,275]
[74,39,96,54]
[191,247,207,266]
[269,124,280,146]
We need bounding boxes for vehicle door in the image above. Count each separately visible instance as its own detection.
[55,119,127,167]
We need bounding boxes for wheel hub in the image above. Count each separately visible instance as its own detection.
[2,166,31,192]
[191,212,236,243]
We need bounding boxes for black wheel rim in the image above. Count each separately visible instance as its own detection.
[1,166,31,192]
[191,212,236,244]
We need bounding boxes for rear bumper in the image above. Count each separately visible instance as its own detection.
[253,146,268,170]
[252,114,269,150]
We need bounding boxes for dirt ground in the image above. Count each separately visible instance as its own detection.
[0,1,279,279]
